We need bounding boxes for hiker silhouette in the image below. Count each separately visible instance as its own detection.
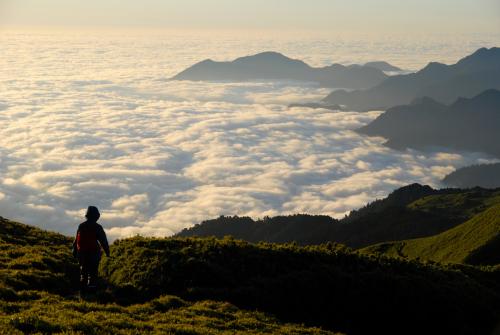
[72,206,110,294]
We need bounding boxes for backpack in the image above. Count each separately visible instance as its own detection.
[76,222,100,252]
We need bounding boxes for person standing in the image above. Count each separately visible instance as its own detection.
[72,206,110,294]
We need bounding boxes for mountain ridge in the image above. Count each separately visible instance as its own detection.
[323,47,500,111]
[443,163,500,188]
[357,89,500,157]
[363,61,402,72]
[178,184,500,248]
[172,51,391,89]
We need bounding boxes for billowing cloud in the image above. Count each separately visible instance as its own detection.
[0,30,497,240]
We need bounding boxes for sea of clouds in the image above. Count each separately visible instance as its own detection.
[1,29,498,239]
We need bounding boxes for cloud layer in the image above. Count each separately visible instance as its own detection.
[0,30,496,240]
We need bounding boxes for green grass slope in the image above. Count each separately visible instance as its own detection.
[1,292,336,335]
[0,217,340,335]
[0,216,79,296]
[101,236,500,335]
[406,189,500,220]
[2,210,500,335]
[363,204,500,265]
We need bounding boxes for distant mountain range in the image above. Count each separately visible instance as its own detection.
[443,163,500,188]
[363,61,402,72]
[357,89,500,158]
[323,47,500,111]
[288,102,344,111]
[177,183,500,249]
[171,51,399,89]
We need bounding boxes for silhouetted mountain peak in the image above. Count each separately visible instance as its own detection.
[443,163,500,188]
[199,59,215,64]
[418,61,449,75]
[190,59,216,68]
[409,96,443,107]
[364,61,402,72]
[323,47,500,111]
[458,47,500,61]
[233,51,309,67]
[470,88,500,100]
[327,63,348,70]
[418,47,500,74]
[359,89,500,157]
[454,47,500,72]
[450,88,500,110]
[242,51,287,59]
[172,51,388,88]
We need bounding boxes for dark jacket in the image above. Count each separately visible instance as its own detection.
[72,221,110,257]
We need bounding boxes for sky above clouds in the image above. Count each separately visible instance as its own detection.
[1,0,499,34]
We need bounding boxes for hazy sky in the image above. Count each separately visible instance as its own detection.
[1,0,499,33]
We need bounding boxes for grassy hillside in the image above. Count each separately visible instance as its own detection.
[362,204,500,265]
[0,292,336,335]
[101,236,500,335]
[2,197,500,335]
[0,217,339,335]
[407,188,500,218]
[179,185,500,248]
[0,216,78,296]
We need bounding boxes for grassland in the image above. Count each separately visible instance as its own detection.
[0,217,339,335]
[363,204,500,265]
[100,236,500,335]
[0,292,336,335]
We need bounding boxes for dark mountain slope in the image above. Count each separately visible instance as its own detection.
[323,47,500,111]
[178,184,500,248]
[364,61,402,72]
[443,163,500,188]
[172,51,388,89]
[178,214,339,245]
[358,89,500,157]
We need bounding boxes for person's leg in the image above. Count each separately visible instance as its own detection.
[79,253,89,294]
[87,252,100,289]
